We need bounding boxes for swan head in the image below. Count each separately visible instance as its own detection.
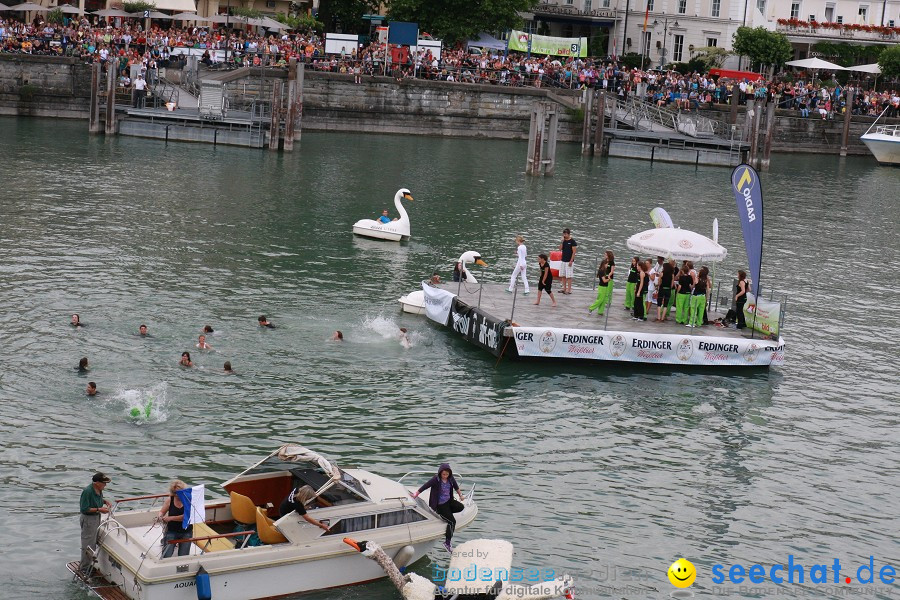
[459,251,488,267]
[343,537,378,557]
[397,188,414,202]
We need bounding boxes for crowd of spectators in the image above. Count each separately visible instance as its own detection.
[2,13,897,117]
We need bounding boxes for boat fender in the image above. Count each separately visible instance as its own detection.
[195,565,212,600]
[393,545,415,570]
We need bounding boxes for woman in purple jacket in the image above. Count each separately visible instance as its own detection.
[412,463,465,552]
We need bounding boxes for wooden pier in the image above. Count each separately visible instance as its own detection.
[427,282,784,368]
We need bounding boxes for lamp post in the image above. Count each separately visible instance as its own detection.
[653,17,678,69]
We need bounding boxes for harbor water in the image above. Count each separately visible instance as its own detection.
[0,117,897,600]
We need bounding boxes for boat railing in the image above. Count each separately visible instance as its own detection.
[97,517,130,545]
[873,124,900,137]
[111,493,170,516]
[863,106,891,136]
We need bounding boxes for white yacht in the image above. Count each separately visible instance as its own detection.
[68,444,477,600]
[861,108,900,166]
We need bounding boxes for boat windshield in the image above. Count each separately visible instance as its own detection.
[241,454,370,504]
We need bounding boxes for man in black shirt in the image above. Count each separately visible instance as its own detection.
[558,229,578,294]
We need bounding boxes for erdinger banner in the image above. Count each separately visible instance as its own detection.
[731,164,764,295]
[422,283,455,326]
[744,293,781,337]
[508,30,588,57]
[511,327,785,366]
[449,299,506,356]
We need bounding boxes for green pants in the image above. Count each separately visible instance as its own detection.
[624,282,636,309]
[605,281,614,309]
[589,285,611,314]
[675,293,691,323]
[690,294,706,327]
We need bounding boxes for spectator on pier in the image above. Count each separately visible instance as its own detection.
[588,258,611,316]
[533,254,556,307]
[735,270,749,330]
[632,261,649,322]
[506,236,529,295]
[624,256,639,311]
[558,228,577,295]
[655,262,675,323]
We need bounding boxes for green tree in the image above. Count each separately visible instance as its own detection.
[317,0,378,34]
[276,12,324,33]
[46,7,65,24]
[123,1,156,13]
[878,45,900,80]
[386,0,538,45]
[732,27,792,71]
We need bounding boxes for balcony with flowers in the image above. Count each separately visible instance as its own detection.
[776,18,900,43]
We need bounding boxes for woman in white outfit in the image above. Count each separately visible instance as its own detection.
[507,235,530,294]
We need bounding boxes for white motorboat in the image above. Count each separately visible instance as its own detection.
[399,251,487,314]
[353,188,415,241]
[68,444,477,600]
[861,107,900,166]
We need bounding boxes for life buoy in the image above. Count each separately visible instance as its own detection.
[549,250,562,277]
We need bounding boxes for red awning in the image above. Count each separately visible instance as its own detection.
[709,68,764,81]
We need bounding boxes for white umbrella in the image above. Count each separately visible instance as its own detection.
[135,10,173,19]
[9,2,50,10]
[0,2,11,9]
[626,228,728,262]
[92,8,132,17]
[56,4,84,13]
[170,10,198,19]
[204,14,232,23]
[258,16,285,30]
[848,63,881,74]
[785,57,847,70]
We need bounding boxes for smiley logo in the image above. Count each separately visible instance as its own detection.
[667,558,697,588]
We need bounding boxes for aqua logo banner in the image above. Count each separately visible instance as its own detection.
[731,164,763,295]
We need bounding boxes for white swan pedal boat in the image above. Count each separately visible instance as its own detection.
[353,188,415,241]
[69,444,477,600]
[399,251,487,314]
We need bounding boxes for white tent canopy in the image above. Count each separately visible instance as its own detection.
[467,32,507,51]
[848,63,881,74]
[785,57,846,71]
[626,228,728,262]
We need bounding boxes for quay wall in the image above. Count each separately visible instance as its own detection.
[0,55,893,156]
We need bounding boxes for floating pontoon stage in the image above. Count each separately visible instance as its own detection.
[118,106,268,148]
[433,282,784,368]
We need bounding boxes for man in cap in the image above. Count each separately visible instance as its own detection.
[79,472,112,574]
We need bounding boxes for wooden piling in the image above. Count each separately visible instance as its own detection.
[104,63,116,135]
[840,89,855,157]
[729,82,739,126]
[526,102,545,175]
[89,62,101,135]
[283,58,297,152]
[760,99,777,171]
[269,80,281,151]
[594,91,606,156]
[546,104,558,176]
[295,62,304,142]
[581,89,593,155]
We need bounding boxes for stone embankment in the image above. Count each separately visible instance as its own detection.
[1,54,894,156]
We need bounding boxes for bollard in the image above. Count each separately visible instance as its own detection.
[283,58,297,151]
[105,63,116,135]
[89,62,101,134]
[840,90,855,157]
[581,90,593,155]
[594,91,606,156]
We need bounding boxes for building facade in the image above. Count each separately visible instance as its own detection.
[525,0,900,64]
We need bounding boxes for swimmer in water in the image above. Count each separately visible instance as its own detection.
[196,334,213,350]
[223,361,234,374]
[430,272,441,285]
[203,325,214,334]
[258,315,275,328]
[179,352,193,367]
[138,324,149,336]
[71,314,83,327]
[399,327,411,349]
[77,357,89,372]
[331,330,343,341]
[86,382,97,396]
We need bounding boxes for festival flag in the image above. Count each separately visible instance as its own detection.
[176,484,206,529]
[643,0,651,31]
[731,164,763,296]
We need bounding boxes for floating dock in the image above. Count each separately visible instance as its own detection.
[426,283,784,368]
